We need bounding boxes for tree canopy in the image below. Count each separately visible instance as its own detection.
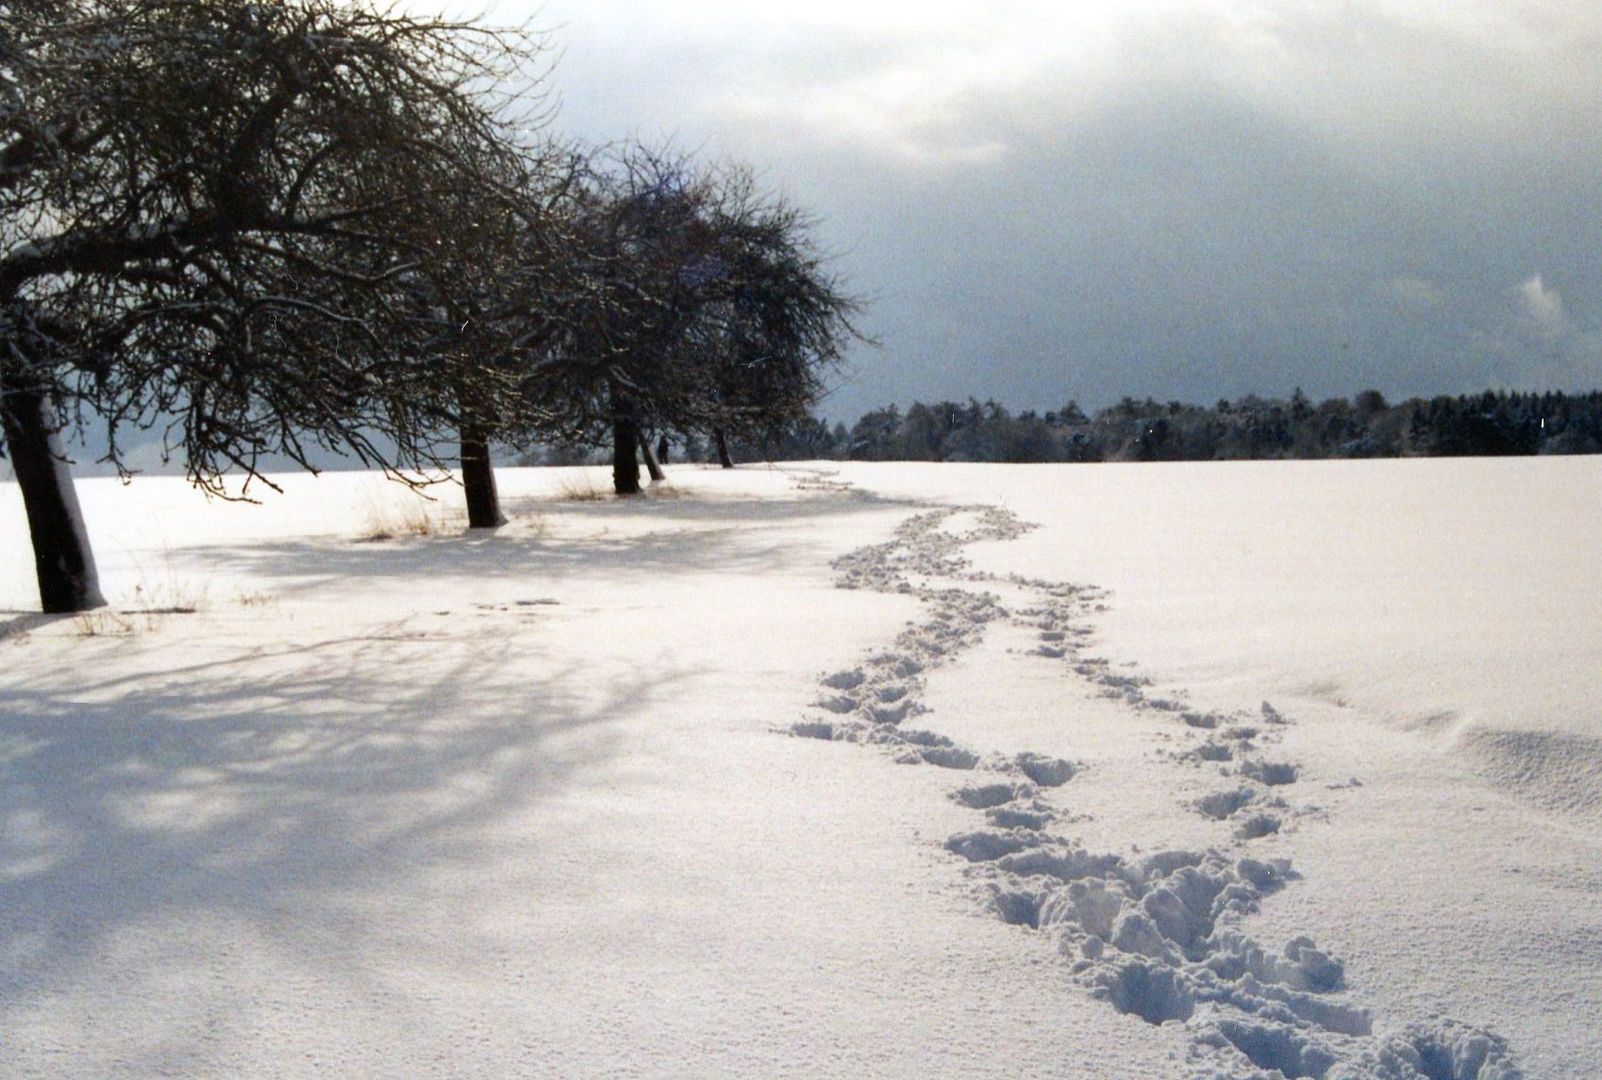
[0,1,865,611]
[0,0,552,609]
[507,147,860,493]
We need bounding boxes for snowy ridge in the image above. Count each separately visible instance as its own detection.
[1453,726,1602,824]
[788,490,1519,1080]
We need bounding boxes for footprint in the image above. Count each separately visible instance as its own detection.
[1261,701,1290,725]
[1241,760,1300,787]
[895,728,954,748]
[795,499,1520,1077]
[917,745,981,770]
[1014,752,1076,787]
[988,887,1047,928]
[1194,787,1256,821]
[945,830,1041,863]
[1188,741,1235,763]
[821,669,865,691]
[952,782,1036,810]
[986,804,1056,830]
[790,720,842,741]
[1234,812,1282,840]
[868,700,915,724]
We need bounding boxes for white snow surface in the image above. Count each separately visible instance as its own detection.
[2,459,1597,1078]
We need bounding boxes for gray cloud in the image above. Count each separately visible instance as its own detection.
[489,1,1602,417]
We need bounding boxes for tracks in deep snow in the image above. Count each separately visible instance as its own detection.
[785,485,1520,1080]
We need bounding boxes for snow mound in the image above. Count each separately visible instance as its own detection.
[1455,726,1602,823]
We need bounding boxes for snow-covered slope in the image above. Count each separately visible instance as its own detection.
[2,459,1596,1077]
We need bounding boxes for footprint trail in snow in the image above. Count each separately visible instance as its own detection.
[789,497,1519,1080]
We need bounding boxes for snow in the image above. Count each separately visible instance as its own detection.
[1,458,1597,1077]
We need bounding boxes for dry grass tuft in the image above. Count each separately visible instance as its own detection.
[358,499,443,541]
[642,480,687,500]
[67,571,204,637]
[555,474,608,501]
[72,610,140,637]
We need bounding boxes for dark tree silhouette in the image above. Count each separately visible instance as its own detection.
[521,148,860,492]
[0,0,547,610]
[737,389,1602,466]
[511,148,710,494]
[688,169,861,468]
[402,150,581,528]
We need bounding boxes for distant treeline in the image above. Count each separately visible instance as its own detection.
[688,388,1602,464]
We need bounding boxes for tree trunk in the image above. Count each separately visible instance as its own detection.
[459,421,505,528]
[612,413,641,495]
[0,370,106,613]
[714,428,734,469]
[639,430,665,482]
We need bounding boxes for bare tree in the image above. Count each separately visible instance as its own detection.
[397,148,581,529]
[690,168,861,467]
[508,148,714,494]
[520,148,861,491]
[0,0,548,610]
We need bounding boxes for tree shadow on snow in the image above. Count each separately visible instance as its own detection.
[178,483,914,588]
[0,623,688,1024]
[0,611,74,641]
[0,479,911,1060]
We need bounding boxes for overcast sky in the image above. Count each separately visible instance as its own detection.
[475,0,1602,420]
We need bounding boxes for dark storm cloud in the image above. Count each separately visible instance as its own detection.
[491,2,1602,416]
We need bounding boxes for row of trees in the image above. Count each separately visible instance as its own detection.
[716,390,1602,464]
[1,0,859,612]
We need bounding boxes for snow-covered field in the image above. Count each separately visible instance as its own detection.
[2,458,1598,1078]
